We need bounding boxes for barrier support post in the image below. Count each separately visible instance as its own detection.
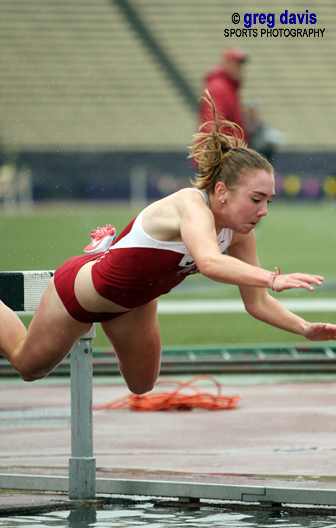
[69,325,96,500]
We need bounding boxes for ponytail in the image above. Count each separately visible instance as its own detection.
[189,90,273,194]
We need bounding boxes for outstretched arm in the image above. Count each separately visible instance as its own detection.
[179,194,336,341]
[180,193,323,292]
[227,230,336,341]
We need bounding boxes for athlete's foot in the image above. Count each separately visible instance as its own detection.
[84,224,116,254]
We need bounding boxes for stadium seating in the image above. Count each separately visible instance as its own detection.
[0,0,335,152]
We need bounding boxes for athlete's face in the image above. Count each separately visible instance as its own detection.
[220,169,275,234]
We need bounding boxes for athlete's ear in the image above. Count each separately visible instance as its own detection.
[214,181,228,204]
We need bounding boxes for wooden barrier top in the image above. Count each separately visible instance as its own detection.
[0,271,54,312]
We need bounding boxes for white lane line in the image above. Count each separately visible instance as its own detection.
[157,299,336,314]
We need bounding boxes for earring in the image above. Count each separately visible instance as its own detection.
[221,199,225,204]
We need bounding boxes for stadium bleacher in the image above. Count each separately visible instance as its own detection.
[1,0,335,153]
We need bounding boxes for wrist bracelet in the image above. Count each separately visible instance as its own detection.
[271,267,281,292]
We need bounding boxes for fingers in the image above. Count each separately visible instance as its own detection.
[286,274,324,292]
[304,323,336,341]
[322,323,336,340]
[272,273,324,293]
[291,280,314,291]
[294,273,324,286]
[302,274,324,286]
[276,278,313,292]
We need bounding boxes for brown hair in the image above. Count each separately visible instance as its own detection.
[189,90,273,194]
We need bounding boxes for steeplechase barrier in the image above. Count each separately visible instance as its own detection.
[0,270,336,509]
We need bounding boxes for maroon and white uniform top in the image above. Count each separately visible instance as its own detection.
[91,190,233,309]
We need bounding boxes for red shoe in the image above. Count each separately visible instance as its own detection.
[84,224,116,254]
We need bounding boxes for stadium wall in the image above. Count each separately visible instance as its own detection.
[4,150,336,202]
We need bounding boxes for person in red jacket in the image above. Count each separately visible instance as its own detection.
[199,47,249,144]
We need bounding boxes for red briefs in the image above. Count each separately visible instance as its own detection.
[54,253,126,323]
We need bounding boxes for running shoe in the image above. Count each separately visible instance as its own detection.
[84,224,116,254]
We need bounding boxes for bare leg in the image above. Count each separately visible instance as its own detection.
[0,278,92,381]
[0,301,27,360]
[101,299,161,394]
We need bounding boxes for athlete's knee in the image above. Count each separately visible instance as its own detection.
[19,371,43,382]
[126,377,156,395]
[18,365,49,382]
[121,365,159,394]
[6,341,40,381]
[12,354,50,382]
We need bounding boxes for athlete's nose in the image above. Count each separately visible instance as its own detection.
[257,203,268,217]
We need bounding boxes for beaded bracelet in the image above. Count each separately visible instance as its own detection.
[271,267,281,292]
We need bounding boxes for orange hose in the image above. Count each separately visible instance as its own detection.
[93,375,241,411]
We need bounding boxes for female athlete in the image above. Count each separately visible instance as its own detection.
[1,92,336,392]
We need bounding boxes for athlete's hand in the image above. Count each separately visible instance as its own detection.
[272,273,324,293]
[302,322,336,341]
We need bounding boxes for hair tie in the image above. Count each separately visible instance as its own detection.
[221,145,232,153]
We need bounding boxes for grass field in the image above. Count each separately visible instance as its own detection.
[1,200,335,348]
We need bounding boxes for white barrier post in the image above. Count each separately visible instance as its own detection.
[69,326,96,500]
[0,271,97,500]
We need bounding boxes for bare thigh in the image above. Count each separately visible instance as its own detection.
[14,278,92,380]
[101,299,161,394]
